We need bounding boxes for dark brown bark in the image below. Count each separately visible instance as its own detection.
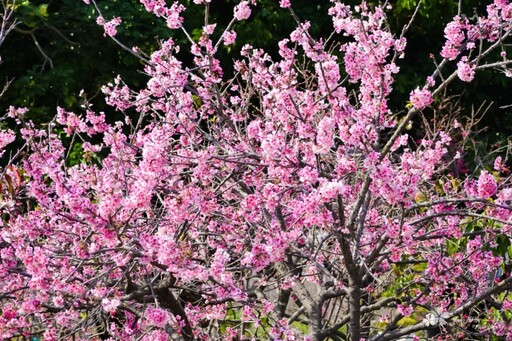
[348,285,362,341]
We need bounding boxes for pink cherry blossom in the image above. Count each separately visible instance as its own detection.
[102,298,121,314]
[234,1,251,21]
[203,23,216,35]
[457,57,476,82]
[6,106,27,119]
[145,306,170,328]
[96,16,122,37]
[166,3,186,29]
[409,87,433,109]
[0,130,15,150]
[279,0,291,8]
[477,170,498,198]
[223,30,237,45]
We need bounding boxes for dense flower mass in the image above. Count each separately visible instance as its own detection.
[234,1,251,20]
[409,87,433,109]
[1,0,512,340]
[477,170,498,198]
[457,57,476,82]
[0,130,15,151]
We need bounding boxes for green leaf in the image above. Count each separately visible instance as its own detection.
[38,4,48,18]
[291,321,308,334]
[411,261,427,272]
[494,234,511,256]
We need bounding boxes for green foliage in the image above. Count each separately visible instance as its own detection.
[66,140,84,167]
[291,321,309,335]
[14,1,49,27]
[0,0,170,124]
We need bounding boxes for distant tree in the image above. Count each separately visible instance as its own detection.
[1,1,512,340]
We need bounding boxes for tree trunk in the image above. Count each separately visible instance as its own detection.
[348,286,362,341]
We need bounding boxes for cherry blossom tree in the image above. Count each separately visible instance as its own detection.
[2,0,512,340]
